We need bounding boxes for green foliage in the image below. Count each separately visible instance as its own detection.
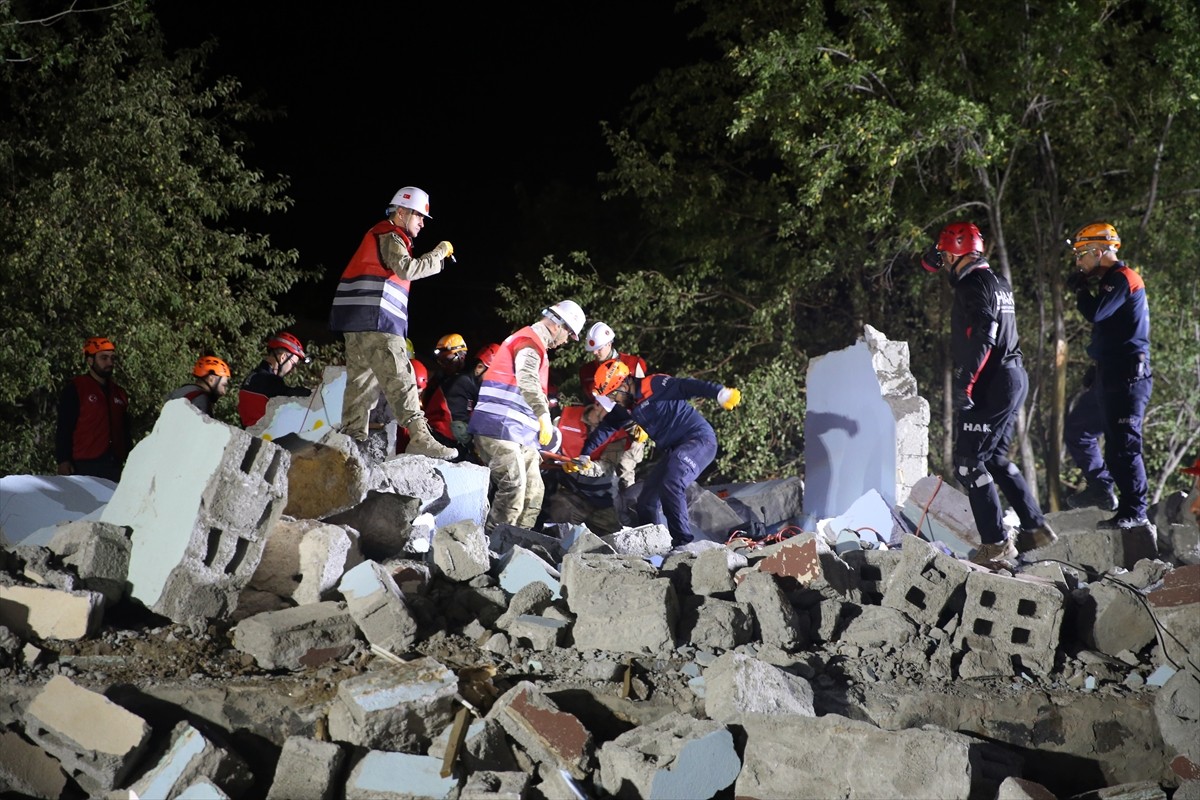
[0,1,319,474]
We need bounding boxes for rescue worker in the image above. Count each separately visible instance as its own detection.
[437,342,499,459]
[1063,222,1154,530]
[328,186,456,461]
[55,336,132,482]
[424,333,468,449]
[920,222,1057,568]
[580,321,650,487]
[468,300,586,531]
[166,356,231,417]
[543,402,630,534]
[237,331,313,428]
[585,359,741,548]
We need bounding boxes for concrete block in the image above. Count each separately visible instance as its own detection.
[736,713,980,799]
[23,675,151,792]
[0,728,70,799]
[901,476,978,557]
[45,520,131,605]
[372,455,448,512]
[460,770,530,800]
[704,651,815,723]
[101,399,289,623]
[266,736,345,800]
[248,365,345,443]
[954,571,1065,677]
[1030,518,1159,573]
[841,548,901,604]
[326,491,425,561]
[561,553,677,654]
[344,750,456,799]
[1149,564,1200,668]
[602,523,673,556]
[127,720,252,800]
[881,534,971,628]
[282,431,370,520]
[489,681,593,780]
[0,584,104,640]
[1155,667,1200,764]
[232,601,359,671]
[1077,581,1159,657]
[837,604,918,649]
[338,560,418,655]
[497,545,561,599]
[597,712,739,799]
[433,520,490,581]
[708,476,804,531]
[690,547,744,596]
[327,657,458,751]
[0,474,114,547]
[507,614,568,650]
[678,596,754,651]
[804,325,929,526]
[247,517,360,604]
[428,716,519,773]
[431,460,491,529]
[734,570,805,651]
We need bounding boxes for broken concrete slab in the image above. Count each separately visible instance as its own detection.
[282,431,370,521]
[45,519,131,606]
[125,720,252,800]
[703,651,815,723]
[325,491,426,561]
[231,601,359,671]
[596,712,739,799]
[338,560,418,655]
[0,727,70,799]
[433,520,491,582]
[489,681,593,781]
[327,657,458,752]
[708,476,804,533]
[246,517,362,605]
[0,583,104,641]
[733,569,806,651]
[901,475,979,557]
[495,545,561,600]
[561,553,677,654]
[100,399,289,623]
[247,365,345,444]
[343,750,456,800]
[265,736,346,800]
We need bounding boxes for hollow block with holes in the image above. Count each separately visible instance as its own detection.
[953,570,1066,677]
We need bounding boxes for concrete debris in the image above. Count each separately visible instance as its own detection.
[1,328,1197,799]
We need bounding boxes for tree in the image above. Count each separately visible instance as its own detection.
[0,1,318,474]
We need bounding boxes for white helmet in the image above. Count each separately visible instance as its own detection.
[585,322,614,353]
[388,186,432,219]
[542,300,586,340]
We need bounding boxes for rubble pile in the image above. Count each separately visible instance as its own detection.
[1,332,1198,799]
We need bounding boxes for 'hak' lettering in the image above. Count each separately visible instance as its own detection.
[962,422,992,433]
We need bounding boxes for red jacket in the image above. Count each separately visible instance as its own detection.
[58,374,131,462]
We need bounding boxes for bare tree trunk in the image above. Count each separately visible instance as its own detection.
[1048,269,1068,511]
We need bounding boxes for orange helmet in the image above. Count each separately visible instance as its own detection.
[1072,222,1120,251]
[936,222,984,257]
[412,357,429,391]
[267,331,309,362]
[594,359,630,397]
[435,333,468,356]
[193,356,231,379]
[475,343,501,369]
[84,336,115,356]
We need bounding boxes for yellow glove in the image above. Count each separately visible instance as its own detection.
[538,414,553,446]
[439,241,454,259]
[562,456,591,474]
[717,387,741,411]
[624,422,649,444]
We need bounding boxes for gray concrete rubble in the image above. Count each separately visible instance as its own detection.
[0,330,1197,800]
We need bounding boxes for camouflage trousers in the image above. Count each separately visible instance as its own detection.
[341,331,425,441]
[475,434,543,531]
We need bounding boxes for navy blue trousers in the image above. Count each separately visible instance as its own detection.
[954,366,1045,544]
[1065,369,1153,518]
[636,434,717,546]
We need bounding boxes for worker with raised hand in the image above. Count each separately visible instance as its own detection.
[1063,221,1154,531]
[56,336,132,481]
[328,186,456,461]
[468,300,586,531]
[920,222,1056,569]
[586,359,741,548]
[579,321,650,488]
[237,331,313,428]
[166,356,232,417]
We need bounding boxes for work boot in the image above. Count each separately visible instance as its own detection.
[1097,513,1153,531]
[969,537,1018,570]
[403,422,457,461]
[1067,482,1118,512]
[1015,523,1058,553]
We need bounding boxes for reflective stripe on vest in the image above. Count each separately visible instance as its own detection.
[468,327,548,448]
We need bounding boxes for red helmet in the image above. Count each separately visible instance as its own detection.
[267,331,308,362]
[83,336,115,356]
[594,360,630,397]
[412,357,429,391]
[936,222,984,258]
[193,356,231,379]
[475,343,501,369]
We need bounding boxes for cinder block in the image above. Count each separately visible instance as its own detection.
[345,750,456,800]
[954,571,1065,677]
[232,601,359,671]
[23,675,151,792]
[881,535,971,628]
[842,547,902,604]
[598,712,739,799]
[46,519,131,605]
[266,736,345,800]
[339,560,418,655]
[0,584,104,640]
[101,399,289,623]
[0,728,69,799]
[561,553,676,654]
[328,657,458,752]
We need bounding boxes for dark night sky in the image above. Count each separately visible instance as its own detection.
[157,1,697,359]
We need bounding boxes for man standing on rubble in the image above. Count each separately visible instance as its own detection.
[329,186,456,461]
[586,360,741,548]
[56,336,132,482]
[1063,221,1154,531]
[921,222,1057,569]
[469,301,586,531]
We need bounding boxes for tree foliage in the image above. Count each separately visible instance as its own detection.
[500,0,1200,498]
[0,1,318,474]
